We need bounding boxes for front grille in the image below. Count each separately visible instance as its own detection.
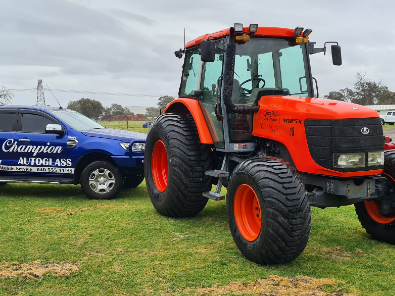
[305,118,383,172]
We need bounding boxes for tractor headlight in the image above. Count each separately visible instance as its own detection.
[132,142,145,152]
[333,153,365,168]
[368,151,384,166]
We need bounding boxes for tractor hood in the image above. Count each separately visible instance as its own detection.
[257,96,379,119]
[81,128,147,142]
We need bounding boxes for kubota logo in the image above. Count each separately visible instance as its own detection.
[361,127,370,135]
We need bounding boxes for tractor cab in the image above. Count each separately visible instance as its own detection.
[177,24,341,152]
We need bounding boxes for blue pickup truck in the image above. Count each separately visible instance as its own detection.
[0,106,146,199]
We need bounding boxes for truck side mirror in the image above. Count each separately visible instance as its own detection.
[200,40,215,62]
[46,124,65,136]
[331,45,342,66]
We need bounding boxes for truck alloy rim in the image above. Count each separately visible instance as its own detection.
[364,200,395,224]
[234,184,262,241]
[152,140,168,192]
[89,168,115,194]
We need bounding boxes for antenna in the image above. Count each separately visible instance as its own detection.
[184,28,185,51]
[36,79,46,106]
[46,84,63,109]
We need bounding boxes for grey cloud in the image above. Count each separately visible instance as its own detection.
[111,9,156,26]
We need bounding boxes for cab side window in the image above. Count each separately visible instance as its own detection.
[21,113,56,134]
[0,111,16,132]
[179,48,201,97]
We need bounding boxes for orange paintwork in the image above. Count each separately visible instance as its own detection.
[252,96,384,177]
[164,98,214,144]
[185,27,299,49]
[234,184,261,241]
[364,200,395,224]
[152,140,168,192]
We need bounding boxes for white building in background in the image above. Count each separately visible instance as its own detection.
[126,106,147,115]
[364,105,395,116]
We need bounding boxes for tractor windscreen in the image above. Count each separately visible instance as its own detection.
[232,38,310,106]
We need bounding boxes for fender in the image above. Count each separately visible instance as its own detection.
[164,98,214,144]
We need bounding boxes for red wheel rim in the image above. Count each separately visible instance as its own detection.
[364,200,395,224]
[151,140,168,192]
[234,184,262,241]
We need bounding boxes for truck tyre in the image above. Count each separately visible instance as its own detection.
[80,161,123,200]
[381,118,385,125]
[227,157,311,265]
[144,113,212,217]
[123,171,144,189]
[355,151,395,244]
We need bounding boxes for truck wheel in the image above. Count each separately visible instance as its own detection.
[80,161,123,200]
[144,113,212,217]
[355,151,395,244]
[381,118,385,125]
[227,158,311,265]
[123,172,144,189]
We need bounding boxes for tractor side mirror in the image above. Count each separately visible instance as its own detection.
[331,45,342,66]
[200,40,215,62]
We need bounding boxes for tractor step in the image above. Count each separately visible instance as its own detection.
[205,170,229,178]
[203,191,225,201]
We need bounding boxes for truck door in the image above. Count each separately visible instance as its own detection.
[13,110,73,176]
[0,109,17,177]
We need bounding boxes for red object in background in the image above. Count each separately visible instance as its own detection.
[384,136,395,150]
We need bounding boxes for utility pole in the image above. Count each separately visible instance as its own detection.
[36,79,46,106]
[0,86,13,106]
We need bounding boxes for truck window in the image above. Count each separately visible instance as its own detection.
[387,112,392,115]
[0,111,15,132]
[21,113,56,133]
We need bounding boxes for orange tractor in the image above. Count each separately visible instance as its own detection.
[144,24,395,264]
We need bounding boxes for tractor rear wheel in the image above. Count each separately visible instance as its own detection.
[226,158,311,265]
[144,113,212,217]
[355,150,395,244]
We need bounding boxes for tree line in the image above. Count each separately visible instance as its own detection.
[325,72,395,105]
[66,96,175,120]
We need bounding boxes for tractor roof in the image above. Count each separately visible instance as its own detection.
[185,27,295,49]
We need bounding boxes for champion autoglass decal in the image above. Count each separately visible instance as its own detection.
[0,139,73,174]
[2,139,63,156]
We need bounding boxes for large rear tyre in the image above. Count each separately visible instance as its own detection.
[355,150,395,244]
[227,158,311,265]
[144,114,212,217]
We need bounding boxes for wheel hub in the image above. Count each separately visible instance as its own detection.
[151,140,169,192]
[234,184,262,241]
[89,168,115,194]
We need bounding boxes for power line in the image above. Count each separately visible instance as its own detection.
[8,88,164,98]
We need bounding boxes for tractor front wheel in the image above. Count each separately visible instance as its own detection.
[355,150,395,244]
[144,113,212,217]
[227,158,311,265]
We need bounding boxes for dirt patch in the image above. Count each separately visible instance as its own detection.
[192,275,352,296]
[0,260,79,279]
[306,246,365,260]
[35,207,64,213]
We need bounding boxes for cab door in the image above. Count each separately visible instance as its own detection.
[0,109,17,176]
[199,45,225,148]
[14,110,73,176]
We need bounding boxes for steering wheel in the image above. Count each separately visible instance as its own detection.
[239,77,266,95]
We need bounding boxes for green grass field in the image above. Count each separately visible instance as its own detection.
[99,120,150,134]
[1,122,395,295]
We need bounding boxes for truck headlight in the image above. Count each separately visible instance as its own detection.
[132,142,145,152]
[333,153,365,168]
[368,151,384,166]
[120,143,130,151]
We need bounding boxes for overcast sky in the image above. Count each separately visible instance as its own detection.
[1,0,394,108]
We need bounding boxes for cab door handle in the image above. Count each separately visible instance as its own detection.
[18,138,30,142]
